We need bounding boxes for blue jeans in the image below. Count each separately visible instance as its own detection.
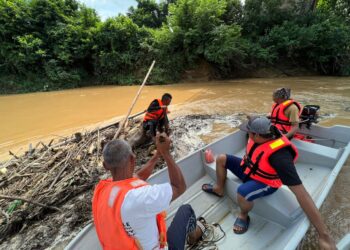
[167,204,197,250]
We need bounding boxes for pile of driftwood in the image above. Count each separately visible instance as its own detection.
[0,119,144,244]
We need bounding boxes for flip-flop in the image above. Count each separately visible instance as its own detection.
[233,216,250,234]
[202,183,223,198]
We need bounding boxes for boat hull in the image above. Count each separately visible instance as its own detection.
[65,125,350,250]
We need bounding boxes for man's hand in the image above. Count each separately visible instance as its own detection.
[156,132,171,156]
[156,132,186,201]
[319,233,336,250]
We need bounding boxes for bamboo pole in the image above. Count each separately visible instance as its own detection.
[113,60,156,139]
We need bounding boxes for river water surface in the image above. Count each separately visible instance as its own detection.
[1,77,349,248]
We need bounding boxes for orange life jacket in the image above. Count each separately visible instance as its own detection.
[92,177,167,250]
[270,99,302,134]
[240,136,298,188]
[143,99,167,122]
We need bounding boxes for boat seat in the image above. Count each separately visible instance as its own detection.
[204,161,302,228]
[292,139,340,167]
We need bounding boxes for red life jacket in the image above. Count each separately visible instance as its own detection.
[143,99,167,122]
[92,177,167,250]
[240,136,298,188]
[270,99,302,134]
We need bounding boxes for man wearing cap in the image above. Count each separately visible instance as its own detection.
[270,87,302,139]
[202,116,336,250]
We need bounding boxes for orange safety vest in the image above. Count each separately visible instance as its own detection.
[270,99,302,134]
[240,136,298,188]
[92,177,167,250]
[143,99,167,122]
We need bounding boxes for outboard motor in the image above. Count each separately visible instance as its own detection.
[299,105,320,129]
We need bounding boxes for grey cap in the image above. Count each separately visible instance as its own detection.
[239,116,272,135]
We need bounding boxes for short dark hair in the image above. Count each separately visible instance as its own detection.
[259,133,274,139]
[162,93,172,101]
[273,88,291,100]
[259,125,282,139]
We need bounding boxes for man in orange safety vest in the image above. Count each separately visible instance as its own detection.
[129,93,172,148]
[93,133,205,250]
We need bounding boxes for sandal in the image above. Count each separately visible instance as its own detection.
[202,184,223,198]
[233,216,250,234]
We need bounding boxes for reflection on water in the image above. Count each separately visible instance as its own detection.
[1,76,350,248]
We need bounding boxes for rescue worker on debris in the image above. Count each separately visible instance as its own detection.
[128,93,172,148]
[92,133,205,250]
[270,87,302,139]
[202,116,336,250]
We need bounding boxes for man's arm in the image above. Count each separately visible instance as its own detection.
[270,149,335,249]
[288,185,336,250]
[285,104,300,139]
[147,100,161,112]
[285,124,298,139]
[135,153,160,181]
[163,114,170,135]
[156,133,186,201]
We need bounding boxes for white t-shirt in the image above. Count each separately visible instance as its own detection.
[121,183,173,250]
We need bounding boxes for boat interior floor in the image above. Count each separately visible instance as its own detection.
[167,139,341,249]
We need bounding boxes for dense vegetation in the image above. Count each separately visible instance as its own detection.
[0,0,349,94]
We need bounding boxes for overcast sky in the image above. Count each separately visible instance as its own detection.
[78,0,138,20]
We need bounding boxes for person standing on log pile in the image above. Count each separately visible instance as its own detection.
[128,93,172,148]
[269,87,302,139]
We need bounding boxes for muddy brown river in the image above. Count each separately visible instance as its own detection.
[0,76,349,249]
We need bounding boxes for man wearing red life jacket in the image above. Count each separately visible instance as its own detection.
[92,133,204,250]
[202,116,336,250]
[129,93,172,148]
[270,88,302,139]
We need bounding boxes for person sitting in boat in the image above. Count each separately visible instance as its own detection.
[129,93,172,148]
[202,116,336,249]
[270,87,302,139]
[92,133,205,250]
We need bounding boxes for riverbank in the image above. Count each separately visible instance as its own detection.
[0,63,318,95]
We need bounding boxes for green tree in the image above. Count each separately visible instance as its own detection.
[241,0,299,38]
[93,16,149,83]
[167,0,226,64]
[0,0,32,74]
[0,0,99,92]
[128,0,166,28]
[318,0,350,23]
[222,0,243,25]
[261,15,350,75]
